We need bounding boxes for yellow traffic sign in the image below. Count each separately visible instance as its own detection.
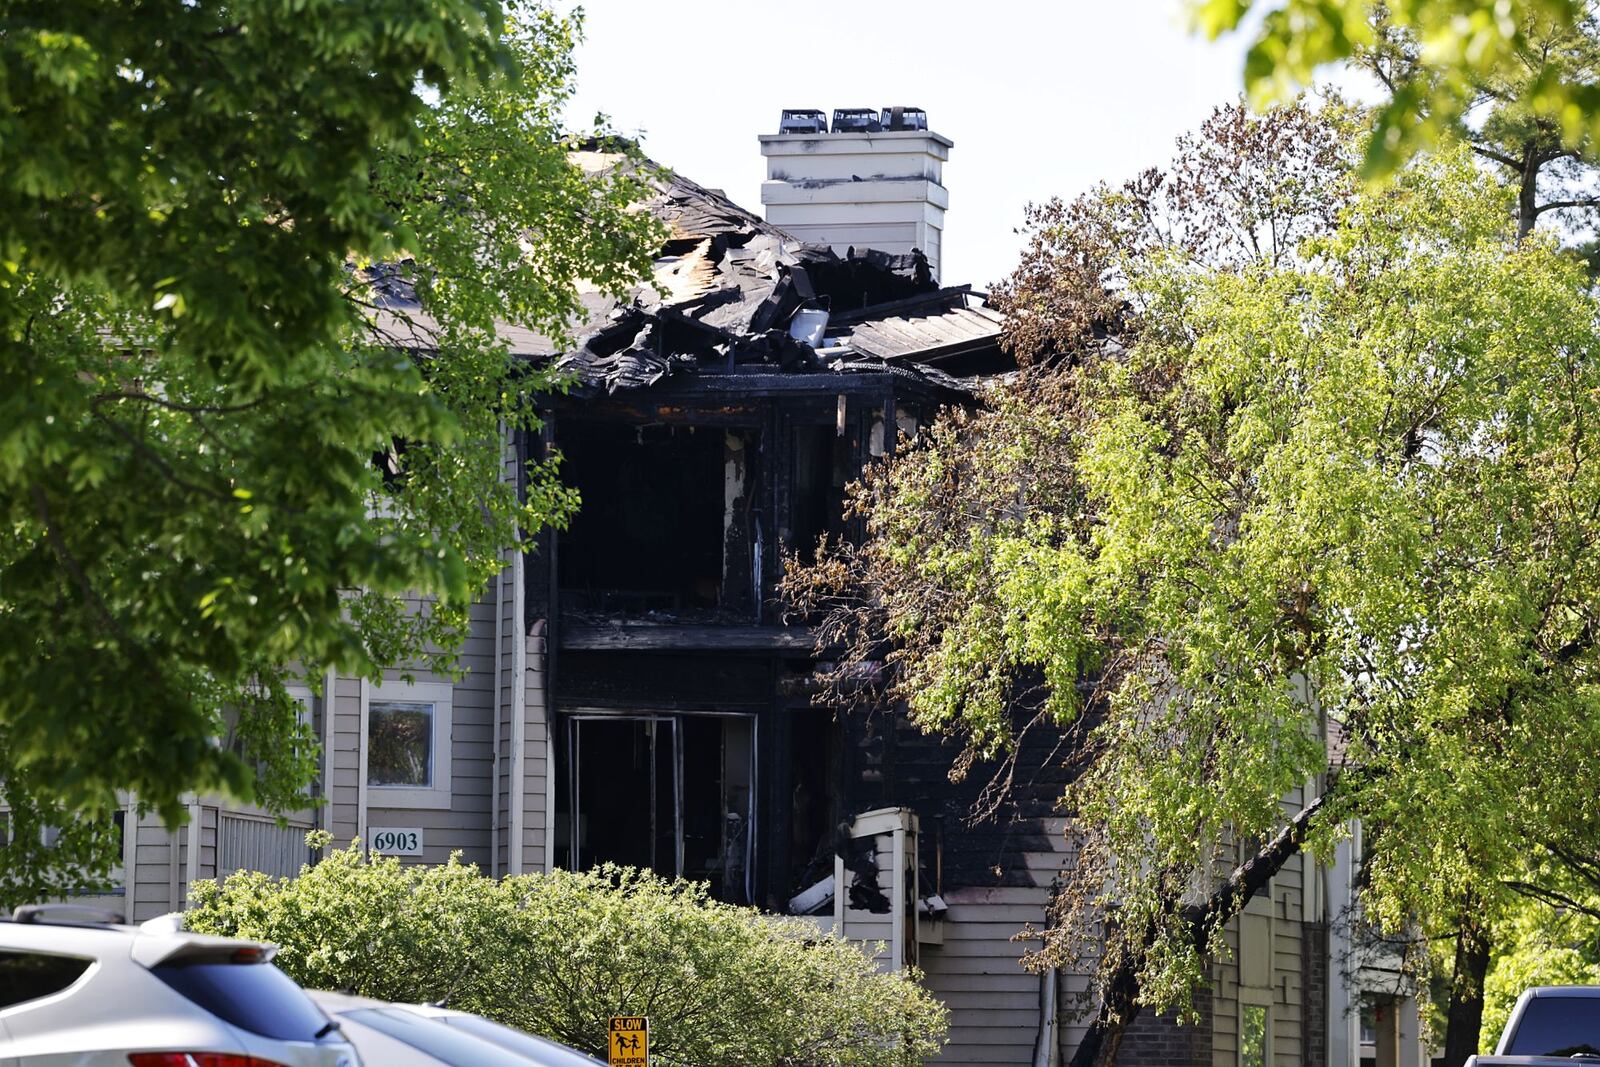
[608,1015,649,1067]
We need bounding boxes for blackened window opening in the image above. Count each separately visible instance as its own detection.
[790,424,844,564]
[558,422,727,616]
[786,709,837,897]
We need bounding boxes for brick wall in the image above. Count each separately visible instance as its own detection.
[1302,921,1329,1067]
[1117,990,1214,1067]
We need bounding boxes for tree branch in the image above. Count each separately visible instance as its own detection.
[1503,879,1600,922]
[29,485,135,649]
[1535,198,1600,215]
[96,390,266,416]
[1469,144,1524,170]
[1183,785,1334,949]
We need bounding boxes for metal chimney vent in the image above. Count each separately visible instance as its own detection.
[831,108,882,133]
[778,109,827,134]
[880,106,927,131]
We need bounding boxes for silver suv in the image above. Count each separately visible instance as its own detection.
[0,904,360,1067]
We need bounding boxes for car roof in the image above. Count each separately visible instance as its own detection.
[404,1005,604,1063]
[331,1010,453,1067]
[0,911,276,969]
[1525,985,1600,997]
[309,993,604,1065]
[306,989,393,1012]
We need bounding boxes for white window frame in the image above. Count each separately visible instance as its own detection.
[284,683,316,802]
[1238,995,1272,1067]
[362,678,453,810]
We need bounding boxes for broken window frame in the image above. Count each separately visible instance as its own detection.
[563,708,758,903]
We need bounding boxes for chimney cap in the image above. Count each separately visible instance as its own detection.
[880,106,927,131]
[779,108,828,134]
[832,108,882,133]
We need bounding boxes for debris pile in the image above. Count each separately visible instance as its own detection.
[558,152,994,396]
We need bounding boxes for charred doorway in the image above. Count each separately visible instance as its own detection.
[563,712,756,903]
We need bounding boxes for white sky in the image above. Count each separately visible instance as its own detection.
[561,0,1255,289]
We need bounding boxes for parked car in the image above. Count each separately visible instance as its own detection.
[1466,986,1600,1065]
[308,991,604,1067]
[0,904,358,1067]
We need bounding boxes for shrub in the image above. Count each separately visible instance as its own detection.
[186,836,947,1066]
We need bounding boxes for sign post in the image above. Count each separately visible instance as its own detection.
[607,1015,649,1067]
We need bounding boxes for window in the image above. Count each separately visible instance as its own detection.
[225,684,316,797]
[4,811,128,897]
[66,810,126,897]
[152,961,331,1041]
[441,1014,600,1065]
[364,680,452,809]
[1505,994,1600,1056]
[0,951,92,1010]
[369,702,435,787]
[1240,1004,1269,1067]
[791,423,844,563]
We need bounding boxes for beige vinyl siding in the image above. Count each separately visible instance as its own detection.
[364,585,500,870]
[839,833,898,970]
[494,557,517,875]
[494,429,518,876]
[330,674,362,846]
[130,811,178,921]
[924,889,1056,1065]
[922,818,1074,1066]
[1212,786,1312,1067]
[1272,853,1307,1063]
[196,804,217,890]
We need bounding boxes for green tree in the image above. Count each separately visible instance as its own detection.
[784,106,1600,1065]
[1481,881,1600,1045]
[186,838,949,1067]
[0,1,659,903]
[1355,9,1600,241]
[1194,0,1600,180]
[1205,8,1600,1053]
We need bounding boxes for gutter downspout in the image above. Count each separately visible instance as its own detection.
[184,797,201,907]
[1033,966,1060,1067]
[491,515,504,877]
[321,667,335,856]
[509,546,526,874]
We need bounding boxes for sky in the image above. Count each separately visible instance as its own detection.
[560,0,1255,289]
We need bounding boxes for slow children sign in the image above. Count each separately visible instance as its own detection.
[608,1015,649,1067]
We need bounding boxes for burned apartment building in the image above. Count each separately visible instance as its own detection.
[105,118,1371,1067]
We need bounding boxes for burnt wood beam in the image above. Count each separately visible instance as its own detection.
[559,623,818,652]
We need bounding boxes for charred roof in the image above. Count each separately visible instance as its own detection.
[556,150,1007,399]
[367,149,1010,399]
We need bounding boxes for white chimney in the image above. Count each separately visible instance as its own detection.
[759,107,952,280]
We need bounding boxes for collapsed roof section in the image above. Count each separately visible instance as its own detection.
[360,149,1009,396]
[556,151,1007,398]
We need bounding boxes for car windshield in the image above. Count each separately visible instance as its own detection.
[440,1014,602,1065]
[1506,996,1600,1056]
[345,1008,535,1066]
[153,960,333,1042]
